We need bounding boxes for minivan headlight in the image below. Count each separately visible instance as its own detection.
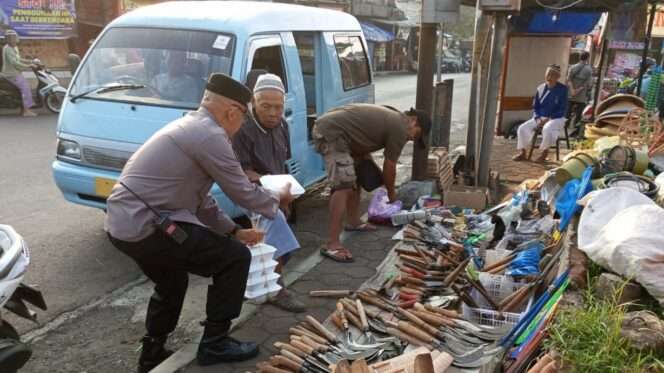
[57,139,81,160]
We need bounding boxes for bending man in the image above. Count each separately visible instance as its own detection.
[313,104,430,262]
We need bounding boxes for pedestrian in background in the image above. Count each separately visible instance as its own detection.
[513,64,568,163]
[2,30,37,117]
[566,51,593,127]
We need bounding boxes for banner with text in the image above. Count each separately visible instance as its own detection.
[1,0,76,39]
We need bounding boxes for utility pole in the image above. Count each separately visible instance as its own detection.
[412,23,438,181]
[477,14,508,187]
[412,0,460,181]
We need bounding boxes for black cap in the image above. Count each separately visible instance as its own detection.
[405,107,432,148]
[206,73,252,106]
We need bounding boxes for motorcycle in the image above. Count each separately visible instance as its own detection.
[0,58,67,114]
[0,225,47,372]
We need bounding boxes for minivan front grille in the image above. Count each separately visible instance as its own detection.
[82,146,132,171]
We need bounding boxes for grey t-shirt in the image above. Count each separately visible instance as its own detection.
[315,103,409,162]
[567,62,593,103]
[105,108,280,242]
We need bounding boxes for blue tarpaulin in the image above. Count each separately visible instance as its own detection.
[510,11,602,35]
[360,22,395,43]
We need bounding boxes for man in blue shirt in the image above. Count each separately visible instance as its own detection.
[513,64,568,162]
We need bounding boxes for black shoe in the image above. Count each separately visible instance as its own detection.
[137,335,173,373]
[197,336,259,365]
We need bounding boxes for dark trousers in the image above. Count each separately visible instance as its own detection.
[108,223,251,337]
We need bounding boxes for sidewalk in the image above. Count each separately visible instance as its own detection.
[176,137,566,373]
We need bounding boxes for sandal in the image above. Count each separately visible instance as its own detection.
[344,223,377,232]
[320,246,354,263]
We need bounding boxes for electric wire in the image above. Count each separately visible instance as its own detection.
[535,0,586,11]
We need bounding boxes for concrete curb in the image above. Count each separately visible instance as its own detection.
[151,251,327,373]
[152,216,366,373]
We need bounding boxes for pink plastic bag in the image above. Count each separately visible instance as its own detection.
[368,188,403,225]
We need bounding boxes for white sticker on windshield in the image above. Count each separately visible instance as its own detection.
[213,35,231,50]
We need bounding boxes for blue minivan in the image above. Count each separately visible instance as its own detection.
[53,1,374,216]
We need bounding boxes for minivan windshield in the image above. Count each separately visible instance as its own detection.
[70,27,235,109]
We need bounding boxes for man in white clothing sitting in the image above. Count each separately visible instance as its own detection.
[513,64,568,163]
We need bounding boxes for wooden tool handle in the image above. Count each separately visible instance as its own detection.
[356,299,369,332]
[306,315,337,342]
[501,285,533,312]
[330,311,344,331]
[302,335,328,352]
[291,339,315,355]
[257,362,293,373]
[290,326,329,346]
[340,298,360,317]
[358,292,392,312]
[271,355,301,372]
[276,342,306,359]
[398,321,435,344]
[336,302,349,330]
[443,257,471,287]
[281,349,305,365]
[386,327,432,349]
[421,303,459,319]
[345,309,363,330]
[410,309,447,328]
[398,308,440,338]
[309,290,352,297]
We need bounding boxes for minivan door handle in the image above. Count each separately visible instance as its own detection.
[285,108,293,117]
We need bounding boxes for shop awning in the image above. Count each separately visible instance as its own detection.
[360,22,395,43]
[510,10,602,35]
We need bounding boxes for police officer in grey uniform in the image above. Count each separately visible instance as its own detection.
[105,73,293,372]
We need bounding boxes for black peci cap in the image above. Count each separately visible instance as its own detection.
[206,73,252,106]
[405,107,432,148]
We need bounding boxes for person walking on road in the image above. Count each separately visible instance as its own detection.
[105,73,293,372]
[566,51,593,128]
[2,30,37,117]
[313,103,430,262]
[513,64,568,163]
[232,73,306,313]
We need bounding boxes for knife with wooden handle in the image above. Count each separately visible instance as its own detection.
[275,342,306,359]
[306,315,338,343]
[290,326,329,346]
[356,299,370,332]
[257,362,293,373]
[270,355,301,372]
[386,327,432,349]
[397,308,441,339]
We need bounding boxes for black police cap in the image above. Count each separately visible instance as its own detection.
[206,73,252,106]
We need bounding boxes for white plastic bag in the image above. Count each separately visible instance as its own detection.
[578,189,664,305]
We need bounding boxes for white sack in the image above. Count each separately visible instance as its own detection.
[578,189,664,305]
[578,188,655,249]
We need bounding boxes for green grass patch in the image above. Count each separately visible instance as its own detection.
[545,287,664,372]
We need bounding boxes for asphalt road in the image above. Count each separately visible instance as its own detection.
[0,72,471,334]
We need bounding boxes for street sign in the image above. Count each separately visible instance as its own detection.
[422,0,460,24]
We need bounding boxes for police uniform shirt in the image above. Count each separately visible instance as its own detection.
[104,107,280,242]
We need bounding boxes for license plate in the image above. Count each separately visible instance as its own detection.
[94,177,116,198]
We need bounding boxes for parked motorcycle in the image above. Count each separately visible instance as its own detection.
[0,225,47,372]
[0,59,67,114]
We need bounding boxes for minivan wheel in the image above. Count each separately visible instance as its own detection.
[0,322,31,373]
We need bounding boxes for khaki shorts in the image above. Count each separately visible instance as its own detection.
[312,124,357,190]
